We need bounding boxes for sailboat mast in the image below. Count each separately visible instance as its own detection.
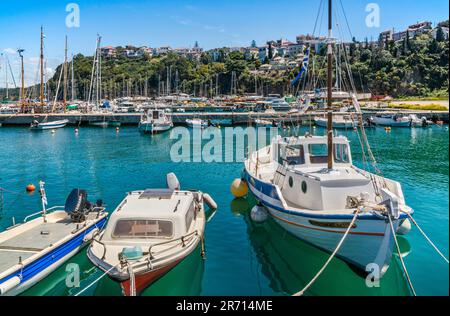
[326,0,334,170]
[18,49,25,112]
[40,26,45,107]
[63,35,68,112]
[71,54,75,102]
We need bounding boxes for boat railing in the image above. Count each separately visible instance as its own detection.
[23,206,65,223]
[146,230,199,260]
[92,232,108,260]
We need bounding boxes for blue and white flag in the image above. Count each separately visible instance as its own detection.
[291,48,310,86]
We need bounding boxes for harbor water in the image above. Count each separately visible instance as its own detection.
[0,124,448,296]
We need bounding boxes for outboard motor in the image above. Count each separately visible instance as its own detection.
[65,189,92,222]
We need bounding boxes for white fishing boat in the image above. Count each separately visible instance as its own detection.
[87,173,217,296]
[30,118,69,130]
[409,114,431,127]
[243,133,413,275]
[241,0,413,277]
[139,109,173,134]
[314,115,357,129]
[0,183,108,296]
[370,114,411,127]
[186,118,208,128]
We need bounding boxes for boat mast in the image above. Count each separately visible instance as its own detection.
[40,26,45,108]
[71,54,75,102]
[63,35,68,112]
[18,49,25,112]
[326,0,334,170]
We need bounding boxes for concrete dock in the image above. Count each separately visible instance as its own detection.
[0,110,448,126]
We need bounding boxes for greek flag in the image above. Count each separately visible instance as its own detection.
[291,48,310,86]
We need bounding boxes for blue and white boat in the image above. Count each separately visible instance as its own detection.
[242,0,413,277]
[0,183,108,296]
[243,134,414,275]
[30,119,69,130]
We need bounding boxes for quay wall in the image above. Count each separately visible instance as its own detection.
[0,111,448,126]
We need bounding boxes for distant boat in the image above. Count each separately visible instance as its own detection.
[30,119,69,130]
[370,114,411,127]
[314,115,357,129]
[139,109,173,134]
[409,114,432,127]
[186,118,208,128]
[253,119,278,128]
[0,183,108,296]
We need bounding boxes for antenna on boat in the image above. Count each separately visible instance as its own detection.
[326,0,334,170]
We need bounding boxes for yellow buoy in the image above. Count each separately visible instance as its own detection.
[231,178,248,198]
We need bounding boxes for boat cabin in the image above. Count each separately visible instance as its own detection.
[274,135,353,168]
[101,189,198,244]
[269,136,375,210]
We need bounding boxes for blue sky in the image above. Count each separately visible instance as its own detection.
[0,0,448,87]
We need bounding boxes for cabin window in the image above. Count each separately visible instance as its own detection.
[112,220,173,239]
[285,145,305,165]
[152,111,159,120]
[334,144,350,163]
[309,144,329,164]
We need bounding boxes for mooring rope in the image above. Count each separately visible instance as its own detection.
[293,208,360,296]
[402,211,449,264]
[73,264,118,296]
[388,214,417,296]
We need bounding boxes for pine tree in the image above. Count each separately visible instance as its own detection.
[436,26,445,42]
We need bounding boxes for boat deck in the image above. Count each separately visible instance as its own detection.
[0,219,79,272]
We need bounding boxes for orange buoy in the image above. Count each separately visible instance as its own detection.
[26,184,36,192]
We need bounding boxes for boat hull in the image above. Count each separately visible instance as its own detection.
[139,122,173,134]
[315,118,356,129]
[242,169,402,275]
[371,117,411,127]
[0,216,108,296]
[120,259,182,296]
[30,120,69,130]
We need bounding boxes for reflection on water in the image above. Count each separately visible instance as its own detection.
[231,195,413,296]
[22,245,205,296]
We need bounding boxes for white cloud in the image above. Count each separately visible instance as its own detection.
[3,48,16,55]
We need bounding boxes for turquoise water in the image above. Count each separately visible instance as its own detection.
[0,124,448,296]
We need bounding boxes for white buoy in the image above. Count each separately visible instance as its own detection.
[397,219,412,235]
[251,205,268,223]
[166,173,180,190]
[203,193,218,210]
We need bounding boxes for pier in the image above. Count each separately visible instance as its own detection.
[0,110,448,126]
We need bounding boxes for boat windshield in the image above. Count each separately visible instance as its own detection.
[309,144,328,164]
[112,219,173,239]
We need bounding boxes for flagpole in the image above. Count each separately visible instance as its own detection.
[39,181,47,222]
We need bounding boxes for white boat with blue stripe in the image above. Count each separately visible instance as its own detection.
[30,118,69,130]
[243,134,414,276]
[0,183,108,296]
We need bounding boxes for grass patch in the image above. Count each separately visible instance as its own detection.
[388,103,448,111]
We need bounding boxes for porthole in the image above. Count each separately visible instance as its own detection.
[288,177,294,188]
[301,181,307,194]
